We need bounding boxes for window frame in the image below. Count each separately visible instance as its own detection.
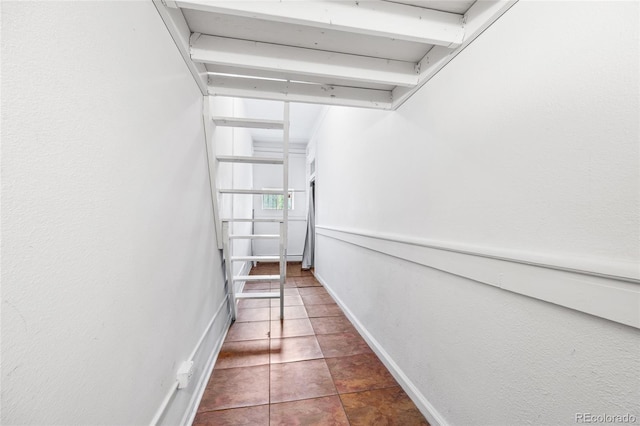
[261,189,294,210]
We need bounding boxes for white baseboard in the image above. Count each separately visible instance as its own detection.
[153,296,232,426]
[180,303,231,426]
[180,264,252,424]
[314,271,449,426]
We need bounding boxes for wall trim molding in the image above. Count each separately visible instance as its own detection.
[314,271,449,426]
[316,226,640,329]
[152,294,231,425]
[180,298,231,426]
[316,225,639,282]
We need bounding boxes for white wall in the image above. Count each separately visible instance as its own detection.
[1,3,229,425]
[252,143,308,260]
[312,2,640,425]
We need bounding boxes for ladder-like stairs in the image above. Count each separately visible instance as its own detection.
[215,103,290,321]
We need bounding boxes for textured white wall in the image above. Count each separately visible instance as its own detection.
[313,1,639,425]
[317,2,639,268]
[1,3,227,424]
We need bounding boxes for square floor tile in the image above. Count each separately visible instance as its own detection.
[198,365,269,411]
[295,277,322,287]
[310,316,357,335]
[270,396,349,425]
[286,263,304,276]
[270,295,303,307]
[340,386,429,425]
[236,308,271,322]
[317,332,373,358]
[237,298,270,309]
[270,335,323,364]
[279,277,297,287]
[215,339,270,370]
[193,405,269,425]
[270,359,337,403]
[301,294,336,305]
[244,282,271,290]
[271,285,300,295]
[270,318,315,338]
[271,305,309,320]
[298,286,329,296]
[326,353,398,393]
[305,304,345,318]
[226,321,270,342]
[254,263,279,272]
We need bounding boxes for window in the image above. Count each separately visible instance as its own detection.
[262,190,294,210]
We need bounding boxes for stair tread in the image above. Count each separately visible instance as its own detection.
[234,274,280,281]
[222,218,284,223]
[229,234,280,239]
[212,117,284,130]
[217,155,284,165]
[219,189,286,195]
[231,256,280,261]
[235,292,281,299]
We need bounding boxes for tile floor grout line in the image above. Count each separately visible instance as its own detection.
[196,403,270,416]
[268,393,348,408]
[300,287,352,425]
[337,383,403,397]
[323,341,353,425]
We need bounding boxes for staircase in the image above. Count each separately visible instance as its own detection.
[213,102,290,321]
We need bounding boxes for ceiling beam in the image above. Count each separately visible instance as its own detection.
[208,75,393,110]
[176,0,465,47]
[192,34,419,87]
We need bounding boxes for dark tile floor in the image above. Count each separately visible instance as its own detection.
[193,262,429,426]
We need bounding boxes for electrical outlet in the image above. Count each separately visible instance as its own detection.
[177,361,194,389]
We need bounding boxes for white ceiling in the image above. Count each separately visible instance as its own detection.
[155,0,517,110]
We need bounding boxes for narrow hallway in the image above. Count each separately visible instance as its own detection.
[193,262,428,425]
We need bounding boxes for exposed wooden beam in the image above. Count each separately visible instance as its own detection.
[208,75,393,110]
[392,0,519,109]
[176,0,465,47]
[192,35,419,88]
